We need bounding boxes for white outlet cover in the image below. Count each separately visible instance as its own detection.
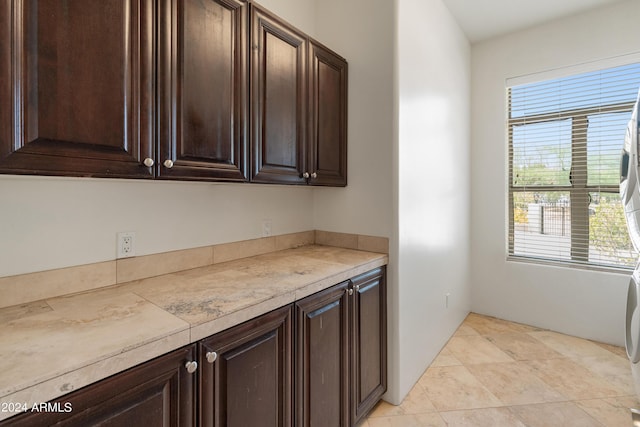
[117,232,136,259]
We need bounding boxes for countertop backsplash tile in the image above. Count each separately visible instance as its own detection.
[1,230,388,309]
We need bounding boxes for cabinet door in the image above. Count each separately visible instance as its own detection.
[250,4,307,184]
[0,0,155,178]
[351,267,387,425]
[199,305,292,427]
[0,3,10,159]
[308,40,348,187]
[0,345,197,427]
[157,0,248,181]
[295,281,350,427]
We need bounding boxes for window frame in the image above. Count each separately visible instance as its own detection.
[507,93,636,271]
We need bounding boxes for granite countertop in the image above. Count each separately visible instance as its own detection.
[0,245,387,421]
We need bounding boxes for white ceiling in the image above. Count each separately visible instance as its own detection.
[441,0,628,43]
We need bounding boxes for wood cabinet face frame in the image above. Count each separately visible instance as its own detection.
[0,2,12,162]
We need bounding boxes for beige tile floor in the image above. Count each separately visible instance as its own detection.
[364,313,640,426]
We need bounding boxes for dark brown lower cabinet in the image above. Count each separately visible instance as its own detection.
[296,267,387,427]
[296,280,351,427]
[0,344,197,427]
[0,268,385,427]
[351,268,387,426]
[199,304,292,427]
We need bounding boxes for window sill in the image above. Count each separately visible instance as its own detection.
[506,254,633,275]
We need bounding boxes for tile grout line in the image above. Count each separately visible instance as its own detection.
[367,313,638,426]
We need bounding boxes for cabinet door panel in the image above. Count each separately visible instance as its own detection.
[158,0,247,181]
[157,0,247,181]
[200,305,292,427]
[296,282,350,427]
[226,331,279,426]
[351,267,387,425]
[0,0,154,178]
[0,345,197,427]
[264,33,298,168]
[308,40,347,186]
[250,4,306,184]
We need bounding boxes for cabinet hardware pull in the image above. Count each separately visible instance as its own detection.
[185,360,198,374]
[206,351,218,363]
[143,158,154,167]
[311,172,317,179]
[355,285,360,292]
[303,172,310,179]
[163,159,174,168]
[347,288,354,296]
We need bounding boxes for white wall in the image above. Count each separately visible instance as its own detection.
[288,0,472,404]
[295,0,472,404]
[470,0,640,346]
[311,2,394,239]
[0,177,314,276]
[254,0,316,36]
[394,0,472,403]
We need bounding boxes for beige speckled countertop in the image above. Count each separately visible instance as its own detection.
[0,245,387,421]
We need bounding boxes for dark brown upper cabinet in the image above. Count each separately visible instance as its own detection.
[308,39,348,187]
[0,0,347,186]
[0,0,156,178]
[250,4,308,185]
[250,4,348,186]
[157,0,248,181]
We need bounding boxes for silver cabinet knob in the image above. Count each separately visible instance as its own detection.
[347,288,354,296]
[164,159,174,169]
[354,285,360,292]
[143,158,154,167]
[311,172,318,179]
[303,172,310,179]
[206,351,218,364]
[185,360,198,374]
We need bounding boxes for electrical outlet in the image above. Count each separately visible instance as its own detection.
[262,219,272,237]
[117,232,136,258]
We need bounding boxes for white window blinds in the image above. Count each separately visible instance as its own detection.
[507,62,640,269]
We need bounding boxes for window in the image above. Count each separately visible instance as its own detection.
[507,62,640,269]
